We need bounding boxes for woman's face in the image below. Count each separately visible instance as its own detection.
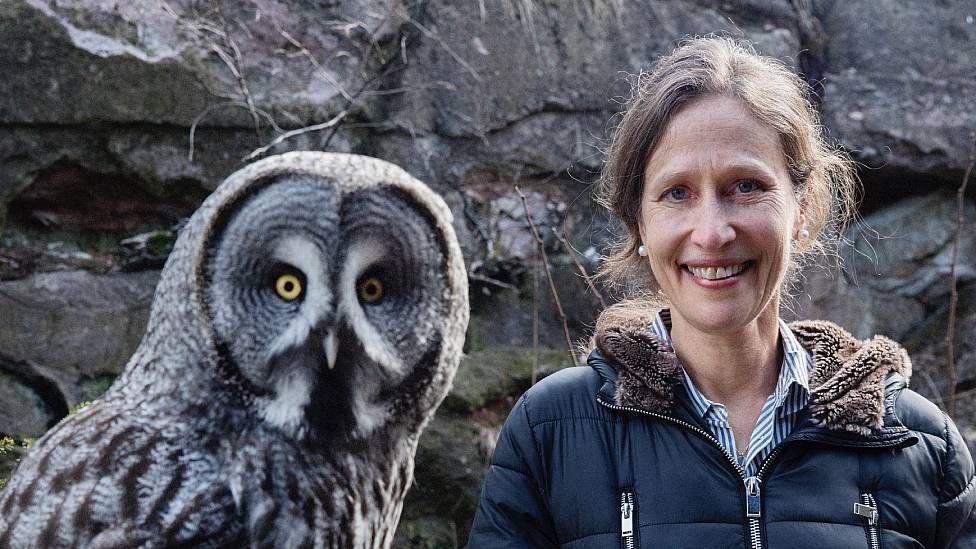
[638,94,803,335]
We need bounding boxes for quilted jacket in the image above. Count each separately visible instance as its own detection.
[468,314,976,548]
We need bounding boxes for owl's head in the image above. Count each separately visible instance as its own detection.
[162,153,467,442]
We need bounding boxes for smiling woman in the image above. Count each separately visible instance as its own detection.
[470,37,976,548]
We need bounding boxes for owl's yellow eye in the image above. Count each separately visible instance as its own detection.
[275,274,303,301]
[357,277,384,304]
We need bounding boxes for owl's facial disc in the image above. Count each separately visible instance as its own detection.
[206,178,450,442]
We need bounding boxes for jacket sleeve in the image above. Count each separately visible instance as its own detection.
[468,394,558,548]
[934,414,976,548]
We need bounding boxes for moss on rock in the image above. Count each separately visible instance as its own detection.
[445,347,569,413]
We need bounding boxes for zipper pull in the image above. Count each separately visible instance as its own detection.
[620,490,637,549]
[744,476,761,518]
[854,501,878,526]
[620,491,634,540]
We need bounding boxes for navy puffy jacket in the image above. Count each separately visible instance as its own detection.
[469,318,976,548]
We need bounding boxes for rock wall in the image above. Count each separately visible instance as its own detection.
[1,1,975,546]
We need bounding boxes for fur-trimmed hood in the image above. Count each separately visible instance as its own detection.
[592,308,913,436]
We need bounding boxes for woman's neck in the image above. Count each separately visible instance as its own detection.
[668,306,783,406]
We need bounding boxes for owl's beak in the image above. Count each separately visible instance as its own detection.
[324,329,338,370]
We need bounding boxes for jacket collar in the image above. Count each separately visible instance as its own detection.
[590,307,914,443]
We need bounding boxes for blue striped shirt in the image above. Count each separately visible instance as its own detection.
[650,309,812,477]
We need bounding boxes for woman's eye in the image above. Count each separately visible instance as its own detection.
[736,180,761,193]
[275,273,303,301]
[663,187,688,201]
[357,276,385,304]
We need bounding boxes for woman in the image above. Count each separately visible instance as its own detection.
[468,37,975,548]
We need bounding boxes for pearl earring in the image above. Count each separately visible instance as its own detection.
[638,245,647,257]
[799,228,810,240]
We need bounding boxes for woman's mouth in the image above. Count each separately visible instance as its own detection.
[683,261,752,281]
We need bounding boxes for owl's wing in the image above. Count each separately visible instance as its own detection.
[0,400,244,548]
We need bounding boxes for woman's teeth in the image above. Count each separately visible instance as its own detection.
[687,263,747,280]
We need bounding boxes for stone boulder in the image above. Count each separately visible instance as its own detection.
[0,370,60,438]
[0,269,159,412]
[818,0,976,180]
[0,0,380,228]
[794,192,976,341]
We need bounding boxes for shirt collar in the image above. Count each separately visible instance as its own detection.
[649,309,812,419]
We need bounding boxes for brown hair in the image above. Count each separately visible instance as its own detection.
[597,36,859,301]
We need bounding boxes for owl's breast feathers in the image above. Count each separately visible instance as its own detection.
[227,428,416,547]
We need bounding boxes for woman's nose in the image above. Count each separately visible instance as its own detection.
[689,201,736,250]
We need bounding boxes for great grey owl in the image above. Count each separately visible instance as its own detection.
[0,152,469,548]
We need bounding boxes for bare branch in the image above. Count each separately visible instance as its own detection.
[246,18,408,159]
[553,228,607,309]
[947,130,976,416]
[516,186,576,368]
[468,272,517,290]
[161,1,264,138]
[532,259,540,386]
[276,25,355,102]
[213,2,262,135]
[244,111,348,161]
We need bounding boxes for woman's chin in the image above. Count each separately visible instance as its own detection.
[674,301,765,335]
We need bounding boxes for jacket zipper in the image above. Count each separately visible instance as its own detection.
[620,490,636,549]
[855,493,881,549]
[598,398,789,549]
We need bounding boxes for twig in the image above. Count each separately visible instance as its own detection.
[516,186,576,368]
[946,130,976,416]
[532,258,539,386]
[213,2,262,135]
[247,20,405,157]
[161,1,264,139]
[552,228,607,309]
[320,35,413,150]
[276,26,355,102]
[247,12,415,158]
[244,111,347,161]
[468,272,517,290]
[393,6,482,82]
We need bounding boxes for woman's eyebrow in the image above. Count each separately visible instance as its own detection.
[646,159,779,188]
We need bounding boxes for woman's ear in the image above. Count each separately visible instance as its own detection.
[793,191,810,243]
[794,214,805,239]
[636,220,647,254]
